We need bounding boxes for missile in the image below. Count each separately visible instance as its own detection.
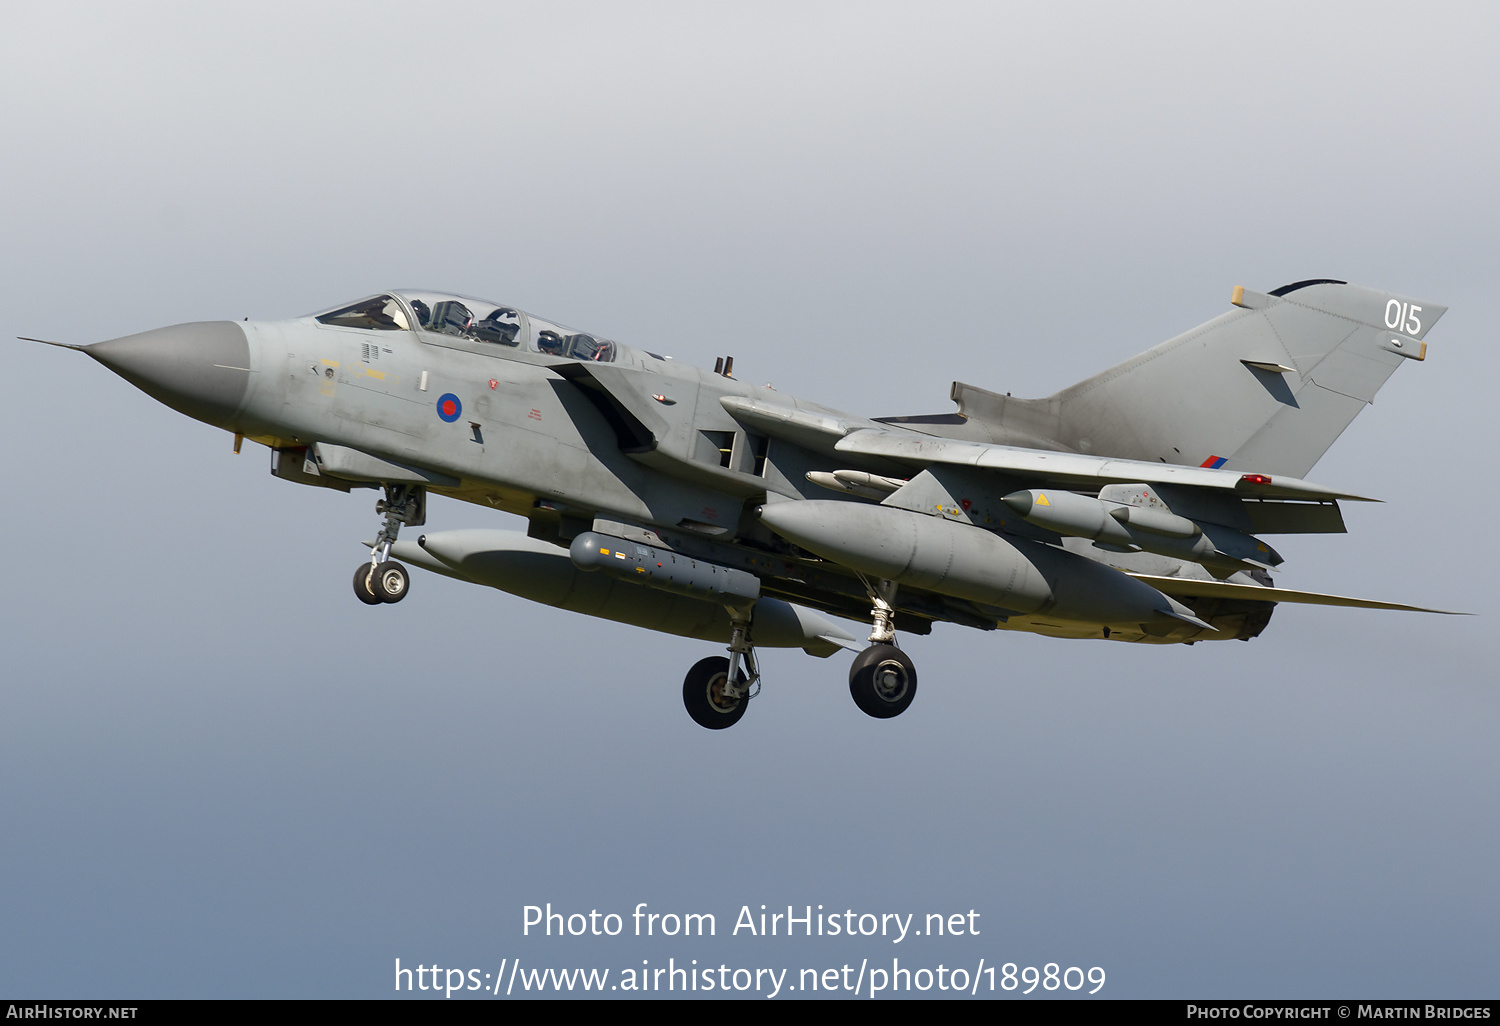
[756,500,1211,631]
[805,470,906,500]
[390,529,857,655]
[999,488,1282,574]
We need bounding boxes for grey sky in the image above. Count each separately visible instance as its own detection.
[1,1,1495,998]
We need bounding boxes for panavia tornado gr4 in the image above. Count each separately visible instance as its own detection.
[33,280,1456,728]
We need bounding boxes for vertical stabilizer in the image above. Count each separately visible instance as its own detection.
[1050,281,1444,476]
[917,282,1446,477]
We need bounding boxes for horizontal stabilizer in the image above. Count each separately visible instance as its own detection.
[1129,574,1466,614]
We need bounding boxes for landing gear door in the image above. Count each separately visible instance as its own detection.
[395,485,427,528]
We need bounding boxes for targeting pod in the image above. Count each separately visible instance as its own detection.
[569,531,761,604]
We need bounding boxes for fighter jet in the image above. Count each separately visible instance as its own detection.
[31,280,1456,728]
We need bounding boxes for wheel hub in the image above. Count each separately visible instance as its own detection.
[872,660,909,702]
[707,674,741,714]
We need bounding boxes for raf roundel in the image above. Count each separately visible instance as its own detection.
[436,392,462,423]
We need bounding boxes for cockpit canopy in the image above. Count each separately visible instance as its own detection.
[397,291,523,347]
[315,294,411,331]
[314,292,617,362]
[527,316,615,362]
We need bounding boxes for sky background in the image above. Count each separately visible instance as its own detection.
[1,1,1495,999]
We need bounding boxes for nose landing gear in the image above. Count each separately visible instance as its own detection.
[353,484,423,605]
[355,560,410,604]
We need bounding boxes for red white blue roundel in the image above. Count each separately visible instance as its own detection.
[436,393,462,422]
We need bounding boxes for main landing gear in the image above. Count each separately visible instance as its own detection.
[849,576,918,719]
[353,484,422,605]
[681,601,760,730]
[682,656,749,730]
[849,644,917,718]
[678,578,919,728]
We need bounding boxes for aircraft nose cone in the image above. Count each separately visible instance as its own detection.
[87,321,251,427]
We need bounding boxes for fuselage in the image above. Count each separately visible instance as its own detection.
[82,289,1271,645]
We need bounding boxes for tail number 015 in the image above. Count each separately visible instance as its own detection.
[1385,299,1422,334]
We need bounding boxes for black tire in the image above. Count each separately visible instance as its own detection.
[353,563,383,605]
[682,656,748,730]
[373,561,409,603]
[849,644,917,718]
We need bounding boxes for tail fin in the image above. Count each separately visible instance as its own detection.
[941,281,1445,477]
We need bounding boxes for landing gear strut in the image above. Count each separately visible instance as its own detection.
[353,484,423,605]
[850,576,918,718]
[682,601,760,730]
